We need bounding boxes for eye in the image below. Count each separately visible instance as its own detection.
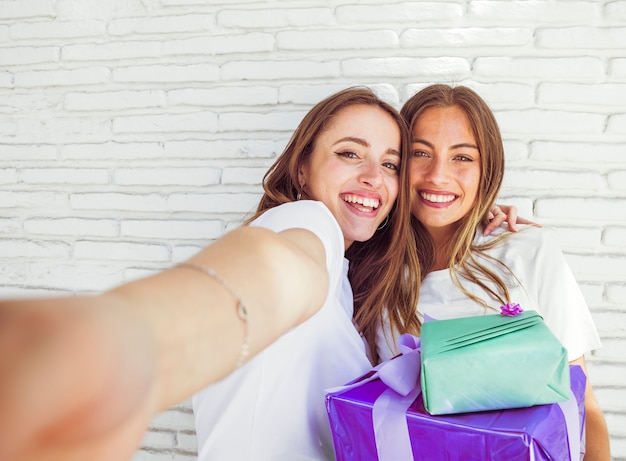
[453,154,474,162]
[382,161,399,173]
[336,150,359,159]
[411,149,429,158]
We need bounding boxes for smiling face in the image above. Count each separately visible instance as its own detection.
[298,104,401,250]
[409,105,481,243]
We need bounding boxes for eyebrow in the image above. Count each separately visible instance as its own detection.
[334,137,401,157]
[412,138,478,151]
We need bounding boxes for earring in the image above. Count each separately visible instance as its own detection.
[377,215,389,230]
[296,193,302,200]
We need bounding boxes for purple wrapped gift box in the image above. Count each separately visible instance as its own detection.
[326,365,586,461]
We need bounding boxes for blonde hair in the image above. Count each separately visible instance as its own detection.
[247,87,420,362]
[402,84,515,309]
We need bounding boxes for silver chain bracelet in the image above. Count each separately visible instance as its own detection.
[177,262,250,368]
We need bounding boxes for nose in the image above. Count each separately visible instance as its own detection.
[359,159,383,187]
[423,157,448,184]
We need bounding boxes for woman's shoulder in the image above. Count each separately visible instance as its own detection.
[477,224,560,260]
[480,223,554,244]
[250,200,344,265]
[251,200,335,230]
[509,224,559,247]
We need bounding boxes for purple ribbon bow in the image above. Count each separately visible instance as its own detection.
[500,302,524,316]
[325,334,422,460]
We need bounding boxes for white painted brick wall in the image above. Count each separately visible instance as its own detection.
[0,0,624,458]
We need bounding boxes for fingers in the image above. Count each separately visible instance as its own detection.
[483,205,508,235]
[515,215,542,227]
[484,204,543,235]
[485,204,534,235]
[504,206,519,232]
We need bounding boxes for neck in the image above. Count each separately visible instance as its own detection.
[430,250,450,272]
[428,228,454,272]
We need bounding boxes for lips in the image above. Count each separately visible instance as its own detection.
[420,191,457,204]
[341,194,380,213]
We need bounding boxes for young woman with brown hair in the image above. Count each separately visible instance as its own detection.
[0,87,421,461]
[0,86,516,461]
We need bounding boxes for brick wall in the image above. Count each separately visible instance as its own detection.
[0,0,624,459]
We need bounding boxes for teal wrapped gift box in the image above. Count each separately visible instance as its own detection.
[420,310,570,415]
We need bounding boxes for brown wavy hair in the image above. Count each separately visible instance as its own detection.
[246,87,420,363]
[401,84,514,309]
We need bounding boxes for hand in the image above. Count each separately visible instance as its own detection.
[483,204,540,235]
[0,299,158,461]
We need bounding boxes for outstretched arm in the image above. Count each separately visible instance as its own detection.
[0,225,327,461]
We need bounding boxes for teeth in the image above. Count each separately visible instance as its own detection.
[421,192,455,203]
[343,195,380,209]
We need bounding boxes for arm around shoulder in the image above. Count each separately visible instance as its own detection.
[569,356,611,461]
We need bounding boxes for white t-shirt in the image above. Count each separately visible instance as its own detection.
[193,200,371,461]
[377,225,601,362]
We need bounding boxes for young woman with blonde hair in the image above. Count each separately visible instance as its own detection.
[378,84,610,460]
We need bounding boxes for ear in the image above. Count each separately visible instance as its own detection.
[297,160,308,190]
